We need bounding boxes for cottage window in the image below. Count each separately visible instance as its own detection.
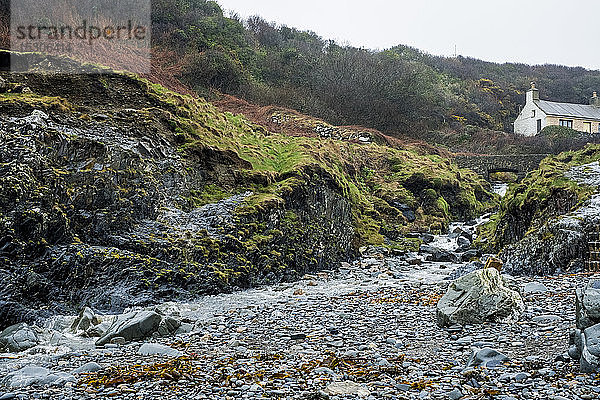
[559,119,573,129]
[532,110,536,118]
[537,119,542,133]
[584,122,592,133]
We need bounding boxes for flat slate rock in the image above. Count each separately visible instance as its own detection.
[324,381,370,397]
[0,323,39,353]
[138,343,182,357]
[523,282,549,294]
[1,366,75,388]
[466,347,509,369]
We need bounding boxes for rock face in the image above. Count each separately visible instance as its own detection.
[0,323,39,352]
[0,64,495,330]
[96,310,163,346]
[569,280,600,372]
[500,216,587,276]
[436,268,525,327]
[494,161,600,276]
[0,83,355,329]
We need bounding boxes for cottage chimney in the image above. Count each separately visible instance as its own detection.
[591,92,600,107]
[526,82,539,103]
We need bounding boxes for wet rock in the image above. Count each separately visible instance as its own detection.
[70,307,100,334]
[446,260,483,280]
[72,362,103,374]
[436,268,525,327]
[421,245,458,263]
[96,310,162,346]
[421,233,435,244]
[393,203,416,222]
[460,249,480,262]
[0,366,75,388]
[323,381,369,397]
[290,333,307,340]
[402,210,416,222]
[138,343,182,357]
[407,256,422,266]
[0,323,39,352]
[157,316,181,336]
[448,388,464,400]
[456,236,471,251]
[466,347,509,368]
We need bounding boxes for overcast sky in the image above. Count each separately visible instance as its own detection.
[217,0,600,70]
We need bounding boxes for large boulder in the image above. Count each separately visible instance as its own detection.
[95,310,162,346]
[569,280,600,372]
[436,268,525,327]
[0,323,39,352]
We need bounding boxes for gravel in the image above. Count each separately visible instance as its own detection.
[1,243,599,399]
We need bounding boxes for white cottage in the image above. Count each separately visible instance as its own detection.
[514,83,600,136]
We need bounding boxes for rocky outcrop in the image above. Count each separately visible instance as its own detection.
[436,268,524,327]
[569,280,600,372]
[0,104,355,329]
[488,158,600,276]
[500,215,588,275]
[0,66,494,330]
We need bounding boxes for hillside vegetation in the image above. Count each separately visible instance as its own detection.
[151,0,600,138]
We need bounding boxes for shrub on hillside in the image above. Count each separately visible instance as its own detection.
[539,125,582,138]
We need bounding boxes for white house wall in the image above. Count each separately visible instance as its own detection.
[514,100,546,136]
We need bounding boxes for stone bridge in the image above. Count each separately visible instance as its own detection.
[453,154,549,180]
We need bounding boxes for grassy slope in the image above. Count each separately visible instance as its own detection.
[145,81,497,245]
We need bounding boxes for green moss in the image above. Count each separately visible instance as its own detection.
[0,93,73,112]
[385,237,422,252]
[435,197,450,217]
[187,184,230,208]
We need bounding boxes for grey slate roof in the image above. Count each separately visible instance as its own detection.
[536,100,600,120]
